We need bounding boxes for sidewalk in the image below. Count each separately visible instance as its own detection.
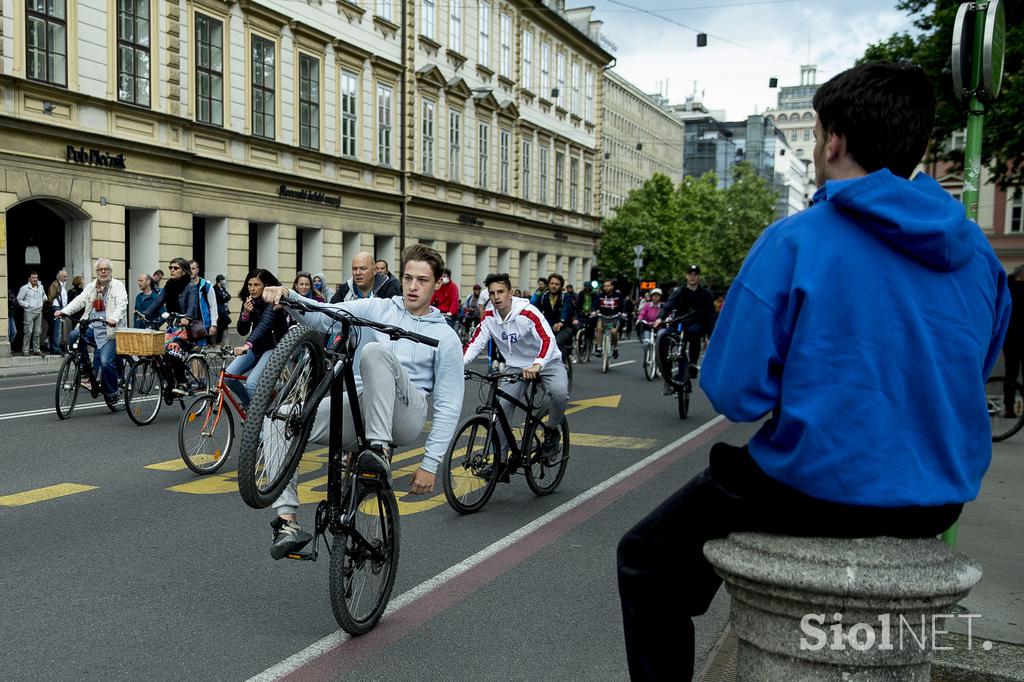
[0,353,64,378]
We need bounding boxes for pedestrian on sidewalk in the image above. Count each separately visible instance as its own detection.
[616,61,1012,682]
[47,270,70,354]
[16,272,45,356]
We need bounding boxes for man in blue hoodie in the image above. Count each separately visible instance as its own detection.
[260,244,465,559]
[616,61,1012,681]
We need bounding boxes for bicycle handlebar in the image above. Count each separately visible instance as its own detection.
[134,310,191,326]
[464,368,531,384]
[279,296,440,348]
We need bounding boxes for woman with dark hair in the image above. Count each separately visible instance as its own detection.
[144,257,200,392]
[226,269,289,407]
[293,271,325,303]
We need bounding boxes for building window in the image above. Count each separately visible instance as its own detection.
[449,0,461,53]
[449,110,461,183]
[478,1,490,68]
[540,42,550,98]
[478,122,489,188]
[569,157,578,211]
[1011,189,1023,233]
[803,129,811,141]
[522,30,533,91]
[556,52,566,105]
[584,162,593,213]
[298,54,319,150]
[951,130,967,151]
[422,0,435,39]
[117,0,151,106]
[341,70,358,158]
[539,145,548,204]
[251,35,275,139]
[499,12,511,78]
[26,0,67,86]
[377,84,392,166]
[522,139,532,201]
[584,69,594,121]
[555,150,565,208]
[790,129,798,141]
[499,129,510,193]
[376,0,391,21]
[195,13,223,126]
[422,98,435,176]
[570,62,580,116]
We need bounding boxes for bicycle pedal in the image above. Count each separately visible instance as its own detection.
[284,551,316,561]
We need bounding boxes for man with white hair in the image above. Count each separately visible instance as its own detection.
[55,259,129,402]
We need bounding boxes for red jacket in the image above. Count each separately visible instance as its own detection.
[431,281,460,315]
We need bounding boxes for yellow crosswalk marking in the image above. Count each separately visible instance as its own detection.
[0,483,98,507]
[571,434,657,449]
[145,458,189,472]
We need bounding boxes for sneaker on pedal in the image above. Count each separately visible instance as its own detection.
[594,349,602,357]
[270,518,312,560]
[358,444,392,481]
[171,384,190,396]
[662,383,675,396]
[541,427,561,463]
[690,365,699,379]
[612,349,619,360]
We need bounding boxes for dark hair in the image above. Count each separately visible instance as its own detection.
[812,61,935,179]
[293,271,313,288]
[28,270,38,278]
[375,259,389,269]
[401,244,445,280]
[547,273,564,286]
[443,268,452,277]
[239,268,282,299]
[537,277,547,284]
[485,272,512,291]
[153,269,164,277]
[169,257,191,279]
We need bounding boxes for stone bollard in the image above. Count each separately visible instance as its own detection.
[703,533,982,682]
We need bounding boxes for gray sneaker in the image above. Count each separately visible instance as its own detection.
[270,518,313,560]
[541,427,561,463]
[357,445,392,482]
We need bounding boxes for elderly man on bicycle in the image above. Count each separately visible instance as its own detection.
[463,272,569,460]
[54,258,128,403]
[259,244,465,559]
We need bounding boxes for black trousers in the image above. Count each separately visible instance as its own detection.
[616,443,962,682]
[1005,347,1023,408]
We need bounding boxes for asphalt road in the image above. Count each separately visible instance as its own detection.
[0,339,758,681]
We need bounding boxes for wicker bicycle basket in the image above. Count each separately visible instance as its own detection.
[116,329,166,356]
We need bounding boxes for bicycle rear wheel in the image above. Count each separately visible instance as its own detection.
[575,328,590,364]
[237,326,326,509]
[54,354,81,419]
[441,416,501,514]
[179,393,234,474]
[986,376,1024,442]
[126,358,164,425]
[524,410,569,496]
[330,485,400,635]
[601,332,611,373]
[185,353,212,396]
[678,383,691,419]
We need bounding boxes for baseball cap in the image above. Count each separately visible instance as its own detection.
[651,288,663,296]
[687,265,701,274]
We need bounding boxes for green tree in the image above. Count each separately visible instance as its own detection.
[861,0,1023,188]
[596,172,683,282]
[715,163,777,288]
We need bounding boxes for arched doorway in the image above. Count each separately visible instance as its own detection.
[5,198,91,353]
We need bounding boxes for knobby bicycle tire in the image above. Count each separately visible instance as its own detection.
[54,354,81,419]
[524,409,569,496]
[441,416,501,514]
[678,385,691,419]
[237,325,326,509]
[330,484,400,635]
[986,376,1024,442]
[179,393,234,475]
[126,357,164,425]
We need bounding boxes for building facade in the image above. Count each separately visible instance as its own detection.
[600,70,682,217]
[0,0,612,354]
[763,65,819,186]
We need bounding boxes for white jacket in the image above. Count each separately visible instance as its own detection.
[62,278,129,327]
[464,297,561,369]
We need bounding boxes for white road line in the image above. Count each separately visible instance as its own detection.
[609,360,636,367]
[0,401,110,421]
[0,382,53,392]
[248,414,727,682]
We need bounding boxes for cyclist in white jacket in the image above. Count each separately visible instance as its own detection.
[464,273,569,458]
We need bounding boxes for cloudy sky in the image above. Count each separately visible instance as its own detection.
[587,0,918,119]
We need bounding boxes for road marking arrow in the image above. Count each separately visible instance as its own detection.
[565,394,621,416]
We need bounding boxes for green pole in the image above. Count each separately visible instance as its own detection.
[943,2,990,550]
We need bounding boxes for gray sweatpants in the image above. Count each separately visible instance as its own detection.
[496,359,570,452]
[272,342,428,516]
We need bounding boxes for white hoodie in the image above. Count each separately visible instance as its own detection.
[464,297,561,369]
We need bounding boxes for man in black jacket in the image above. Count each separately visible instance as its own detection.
[536,273,575,355]
[654,265,714,381]
[331,251,401,302]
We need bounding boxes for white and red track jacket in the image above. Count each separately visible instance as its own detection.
[464,297,562,369]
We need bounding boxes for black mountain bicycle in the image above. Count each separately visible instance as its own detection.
[54,317,134,419]
[657,311,702,419]
[440,368,570,514]
[235,297,438,636]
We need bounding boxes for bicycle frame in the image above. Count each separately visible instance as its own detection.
[197,368,249,435]
[474,374,545,474]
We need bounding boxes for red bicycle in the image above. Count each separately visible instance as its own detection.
[177,346,247,474]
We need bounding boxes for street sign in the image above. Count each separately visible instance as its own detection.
[633,257,643,268]
[983,0,1005,99]
[632,244,644,257]
[951,2,973,100]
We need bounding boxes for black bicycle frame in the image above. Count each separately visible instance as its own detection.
[477,377,543,469]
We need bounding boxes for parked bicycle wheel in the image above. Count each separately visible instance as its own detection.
[237,326,326,509]
[54,354,82,420]
[179,393,234,474]
[986,376,1024,442]
[329,485,400,635]
[441,416,501,514]
[524,409,569,496]
[126,357,164,425]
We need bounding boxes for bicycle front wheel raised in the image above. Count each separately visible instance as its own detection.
[54,355,81,419]
[126,357,163,425]
[986,376,1024,442]
[237,326,326,509]
[524,410,569,496]
[330,485,400,636]
[441,416,501,514]
[178,393,234,474]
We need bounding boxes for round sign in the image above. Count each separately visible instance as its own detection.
[951,2,972,100]
[983,0,1005,99]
